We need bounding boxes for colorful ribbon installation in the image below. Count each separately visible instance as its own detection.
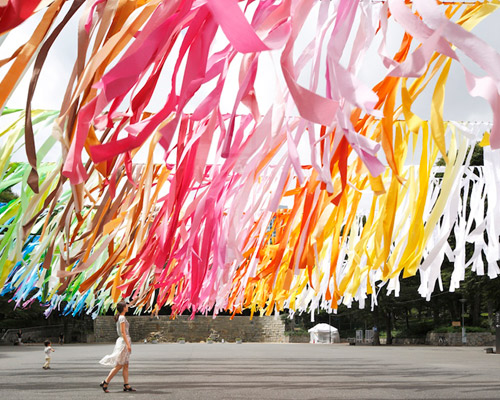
[1,0,500,318]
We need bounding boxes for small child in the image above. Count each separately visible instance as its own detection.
[43,340,55,369]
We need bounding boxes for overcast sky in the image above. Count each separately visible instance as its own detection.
[2,3,499,117]
[0,1,499,167]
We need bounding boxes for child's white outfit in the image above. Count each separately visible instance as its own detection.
[43,346,53,369]
[99,315,131,366]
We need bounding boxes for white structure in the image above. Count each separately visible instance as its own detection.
[308,323,340,344]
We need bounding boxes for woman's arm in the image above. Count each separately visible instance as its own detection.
[120,321,131,352]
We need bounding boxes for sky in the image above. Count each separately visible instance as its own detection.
[0,1,499,167]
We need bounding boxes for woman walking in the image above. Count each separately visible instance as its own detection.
[99,301,136,393]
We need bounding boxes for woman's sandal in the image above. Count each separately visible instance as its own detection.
[100,380,109,393]
[123,384,136,392]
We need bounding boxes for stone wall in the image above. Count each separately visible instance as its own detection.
[426,332,495,346]
[286,334,310,343]
[94,315,286,343]
[392,338,426,345]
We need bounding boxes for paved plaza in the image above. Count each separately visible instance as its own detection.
[0,343,499,399]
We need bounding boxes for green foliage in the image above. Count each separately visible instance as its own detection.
[436,143,483,167]
[0,187,17,203]
[395,320,435,339]
[284,328,309,336]
[0,297,48,329]
[433,325,493,334]
[0,162,21,203]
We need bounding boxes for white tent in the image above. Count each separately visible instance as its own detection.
[308,323,340,344]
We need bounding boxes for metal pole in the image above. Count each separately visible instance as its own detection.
[329,313,332,344]
[459,299,467,345]
[496,312,500,354]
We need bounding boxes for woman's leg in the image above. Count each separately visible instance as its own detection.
[105,364,122,383]
[122,363,129,384]
[122,364,136,391]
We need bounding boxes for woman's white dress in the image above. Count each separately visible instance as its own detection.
[99,315,131,366]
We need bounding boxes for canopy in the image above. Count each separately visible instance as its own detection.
[308,324,339,344]
[308,323,339,333]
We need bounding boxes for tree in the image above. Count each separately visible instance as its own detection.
[0,162,21,204]
[437,143,500,328]
[0,187,17,203]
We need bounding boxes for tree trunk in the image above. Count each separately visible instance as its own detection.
[487,300,494,328]
[373,306,380,346]
[450,300,459,321]
[63,318,69,344]
[386,310,393,345]
[472,292,481,326]
[432,304,441,326]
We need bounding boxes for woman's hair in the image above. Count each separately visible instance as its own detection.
[114,300,128,322]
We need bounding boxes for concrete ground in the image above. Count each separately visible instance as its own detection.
[0,343,499,400]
